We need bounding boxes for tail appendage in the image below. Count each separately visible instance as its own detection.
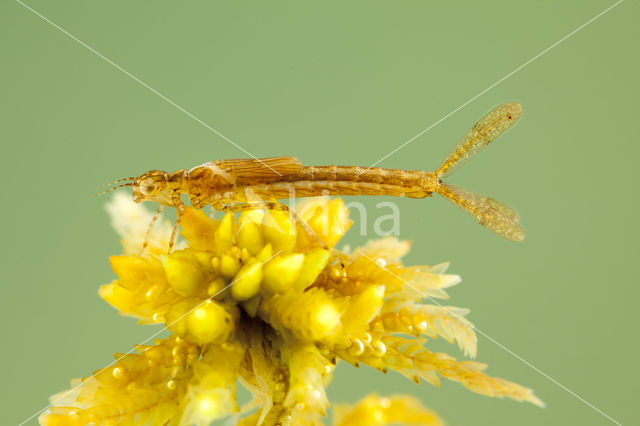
[437,183,524,242]
[435,103,525,242]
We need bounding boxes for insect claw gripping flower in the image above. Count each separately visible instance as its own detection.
[40,193,542,426]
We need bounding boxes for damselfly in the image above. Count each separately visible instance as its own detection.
[103,103,525,248]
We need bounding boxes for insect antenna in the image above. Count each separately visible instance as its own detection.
[97,177,135,189]
[93,182,133,198]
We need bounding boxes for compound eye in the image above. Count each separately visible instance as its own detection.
[139,179,158,196]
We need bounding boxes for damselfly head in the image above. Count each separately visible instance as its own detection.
[132,170,173,205]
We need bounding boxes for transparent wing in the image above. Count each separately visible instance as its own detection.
[437,103,522,177]
[437,183,524,242]
[214,156,303,179]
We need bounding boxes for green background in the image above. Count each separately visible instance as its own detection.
[1,1,637,425]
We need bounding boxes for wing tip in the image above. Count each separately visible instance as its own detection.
[508,228,526,242]
[502,102,523,122]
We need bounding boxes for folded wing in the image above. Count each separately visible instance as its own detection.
[213,156,304,181]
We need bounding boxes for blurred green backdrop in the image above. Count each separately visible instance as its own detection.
[1,1,637,425]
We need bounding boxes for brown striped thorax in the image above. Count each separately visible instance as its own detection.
[110,103,525,242]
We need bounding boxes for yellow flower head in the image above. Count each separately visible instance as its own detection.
[41,194,542,426]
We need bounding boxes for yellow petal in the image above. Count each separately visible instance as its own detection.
[262,254,306,294]
[296,198,352,249]
[219,254,241,279]
[311,301,341,338]
[215,213,235,253]
[231,261,263,301]
[293,248,331,292]
[343,285,385,335]
[165,298,199,337]
[180,207,218,251]
[261,210,296,253]
[237,210,265,256]
[186,300,233,344]
[333,394,443,426]
[161,253,207,297]
[109,255,152,291]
